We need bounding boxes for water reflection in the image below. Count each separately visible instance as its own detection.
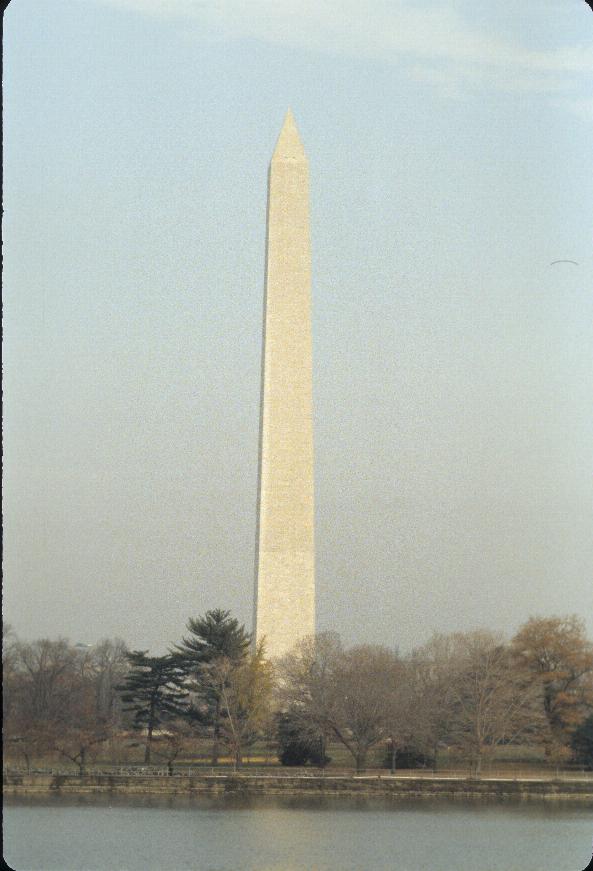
[4,794,593,871]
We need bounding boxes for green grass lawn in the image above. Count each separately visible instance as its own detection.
[3,737,555,773]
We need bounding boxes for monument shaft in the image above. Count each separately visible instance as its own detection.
[254,111,315,659]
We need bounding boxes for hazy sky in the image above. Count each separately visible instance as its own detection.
[3,0,592,654]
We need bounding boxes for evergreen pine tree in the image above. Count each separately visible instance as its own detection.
[175,609,251,665]
[117,651,189,764]
[173,610,251,765]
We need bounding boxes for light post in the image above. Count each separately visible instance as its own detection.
[387,737,396,775]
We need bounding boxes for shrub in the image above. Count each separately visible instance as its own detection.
[276,712,330,767]
[571,715,593,770]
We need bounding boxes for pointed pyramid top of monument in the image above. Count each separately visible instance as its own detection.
[272,109,307,162]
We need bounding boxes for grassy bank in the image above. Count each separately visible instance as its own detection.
[4,771,593,802]
[1,740,567,776]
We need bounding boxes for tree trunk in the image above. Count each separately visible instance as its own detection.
[167,760,173,776]
[211,698,220,766]
[78,747,86,776]
[234,746,242,770]
[145,723,153,764]
[355,750,366,773]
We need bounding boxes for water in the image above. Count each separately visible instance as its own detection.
[3,794,592,871]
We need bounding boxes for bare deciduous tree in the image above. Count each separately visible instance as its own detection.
[406,634,466,768]
[332,644,402,772]
[150,719,194,775]
[278,634,401,772]
[90,638,129,726]
[277,632,343,755]
[206,640,274,768]
[445,631,545,775]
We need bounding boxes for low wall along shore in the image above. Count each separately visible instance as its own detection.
[4,772,593,802]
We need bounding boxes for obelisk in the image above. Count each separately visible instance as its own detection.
[253,110,315,660]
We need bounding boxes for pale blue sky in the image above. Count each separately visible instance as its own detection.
[3,0,593,652]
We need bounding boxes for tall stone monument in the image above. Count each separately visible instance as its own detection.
[253,110,315,660]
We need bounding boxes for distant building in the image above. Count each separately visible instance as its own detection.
[253,111,316,660]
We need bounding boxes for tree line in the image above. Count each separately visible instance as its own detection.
[3,613,593,775]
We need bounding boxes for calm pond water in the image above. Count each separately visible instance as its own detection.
[3,794,593,871]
